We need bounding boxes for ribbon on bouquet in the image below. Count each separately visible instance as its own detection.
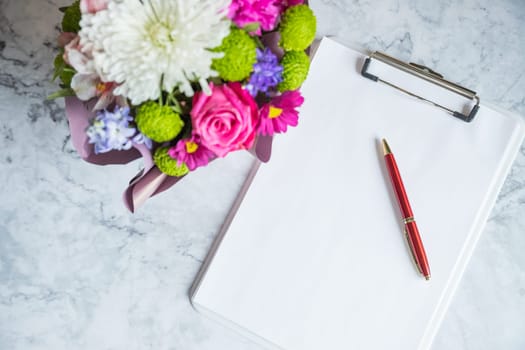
[65,96,273,213]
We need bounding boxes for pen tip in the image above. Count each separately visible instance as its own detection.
[425,275,431,281]
[382,139,392,155]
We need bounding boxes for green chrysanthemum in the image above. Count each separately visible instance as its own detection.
[279,5,317,52]
[278,51,310,92]
[211,28,257,82]
[154,147,189,177]
[135,102,184,143]
[62,0,81,33]
[53,52,74,87]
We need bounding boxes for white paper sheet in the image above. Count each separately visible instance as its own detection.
[191,38,525,350]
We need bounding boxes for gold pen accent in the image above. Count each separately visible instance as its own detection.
[382,138,392,155]
[403,216,415,224]
[404,228,422,274]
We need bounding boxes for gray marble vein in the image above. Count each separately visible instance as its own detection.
[0,0,524,349]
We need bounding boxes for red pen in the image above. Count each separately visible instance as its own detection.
[382,139,431,280]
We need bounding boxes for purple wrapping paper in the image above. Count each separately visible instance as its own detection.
[65,96,273,212]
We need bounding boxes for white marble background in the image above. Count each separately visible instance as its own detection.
[0,0,524,349]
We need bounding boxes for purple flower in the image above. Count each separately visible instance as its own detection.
[86,107,150,154]
[246,48,283,97]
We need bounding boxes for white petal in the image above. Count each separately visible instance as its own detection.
[71,74,98,101]
[78,0,232,104]
[66,50,95,74]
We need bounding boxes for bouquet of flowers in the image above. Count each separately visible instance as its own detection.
[51,0,316,211]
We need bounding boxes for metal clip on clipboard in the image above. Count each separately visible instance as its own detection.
[361,52,480,122]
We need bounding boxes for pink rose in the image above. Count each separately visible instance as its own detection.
[191,83,259,158]
[80,0,109,14]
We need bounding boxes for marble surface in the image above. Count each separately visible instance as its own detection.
[0,0,524,349]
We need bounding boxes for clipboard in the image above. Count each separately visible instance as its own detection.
[190,37,525,350]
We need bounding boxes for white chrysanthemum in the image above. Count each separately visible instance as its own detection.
[79,0,231,104]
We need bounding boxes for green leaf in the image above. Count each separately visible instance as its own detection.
[243,22,261,33]
[52,65,64,82]
[62,0,81,33]
[47,88,75,100]
[52,51,76,87]
[52,52,65,82]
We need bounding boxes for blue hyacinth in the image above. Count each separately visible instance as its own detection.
[246,48,283,97]
[86,107,151,154]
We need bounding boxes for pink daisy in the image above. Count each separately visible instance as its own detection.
[168,135,215,171]
[257,90,304,136]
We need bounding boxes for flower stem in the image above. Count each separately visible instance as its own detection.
[159,74,165,106]
[253,36,265,50]
[168,91,183,114]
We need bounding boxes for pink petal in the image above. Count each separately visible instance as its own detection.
[80,0,109,14]
[93,91,113,111]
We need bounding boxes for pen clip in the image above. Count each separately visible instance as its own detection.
[404,227,422,274]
